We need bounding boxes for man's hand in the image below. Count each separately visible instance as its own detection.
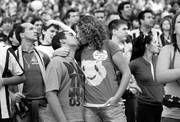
[105,96,119,106]
[11,92,25,103]
[53,47,70,58]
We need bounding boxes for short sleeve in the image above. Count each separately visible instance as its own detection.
[129,60,137,75]
[106,40,121,56]
[45,57,65,92]
[8,52,24,76]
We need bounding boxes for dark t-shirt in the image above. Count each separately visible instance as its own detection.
[22,50,50,98]
[129,57,164,105]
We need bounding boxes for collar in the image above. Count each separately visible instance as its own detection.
[139,28,152,37]
[22,46,34,53]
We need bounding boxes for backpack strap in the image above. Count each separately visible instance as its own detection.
[2,50,9,77]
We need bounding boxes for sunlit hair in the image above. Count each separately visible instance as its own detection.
[76,15,108,50]
[170,12,180,50]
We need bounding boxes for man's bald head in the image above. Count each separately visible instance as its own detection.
[20,23,38,42]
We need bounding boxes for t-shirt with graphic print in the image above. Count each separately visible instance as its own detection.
[45,56,85,122]
[81,40,121,104]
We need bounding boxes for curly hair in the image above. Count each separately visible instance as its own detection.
[76,15,108,50]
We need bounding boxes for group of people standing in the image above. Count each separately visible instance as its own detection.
[0,1,180,122]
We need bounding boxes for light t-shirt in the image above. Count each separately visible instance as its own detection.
[45,56,85,121]
[81,40,121,104]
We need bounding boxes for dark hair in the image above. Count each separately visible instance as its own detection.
[117,1,131,15]
[108,19,127,39]
[64,8,79,20]
[8,24,21,42]
[13,25,25,43]
[138,9,154,24]
[171,12,180,50]
[31,17,43,25]
[76,15,107,50]
[71,23,77,32]
[52,31,66,50]
[170,0,180,7]
[131,35,152,61]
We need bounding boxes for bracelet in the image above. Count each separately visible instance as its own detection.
[1,79,4,86]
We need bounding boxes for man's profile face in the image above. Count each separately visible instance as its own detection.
[23,23,38,42]
[64,32,79,47]
[115,24,128,41]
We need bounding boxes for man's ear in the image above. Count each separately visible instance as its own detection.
[112,29,117,35]
[60,39,66,45]
[20,33,24,39]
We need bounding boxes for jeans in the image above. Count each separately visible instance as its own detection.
[137,102,163,122]
[161,117,180,122]
[84,104,127,122]
[124,95,137,122]
[15,104,56,122]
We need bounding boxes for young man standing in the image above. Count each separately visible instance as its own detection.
[131,9,162,60]
[108,19,141,122]
[45,31,85,122]
[108,19,132,63]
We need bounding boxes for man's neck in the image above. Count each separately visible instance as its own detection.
[143,51,153,63]
[140,25,151,35]
[111,36,124,45]
[121,13,130,21]
[21,40,34,52]
[67,48,76,60]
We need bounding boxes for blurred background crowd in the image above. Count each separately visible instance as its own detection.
[0,0,178,27]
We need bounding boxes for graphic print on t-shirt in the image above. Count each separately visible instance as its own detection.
[63,62,85,107]
[81,50,108,86]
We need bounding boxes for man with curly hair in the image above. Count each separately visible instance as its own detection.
[75,15,131,122]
